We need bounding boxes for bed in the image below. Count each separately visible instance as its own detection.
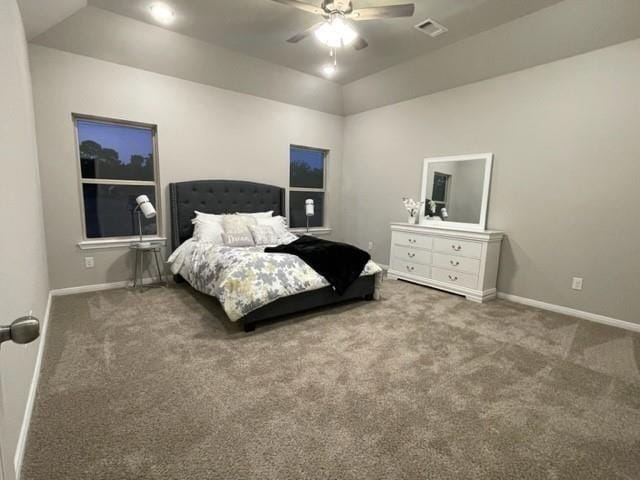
[168,180,381,332]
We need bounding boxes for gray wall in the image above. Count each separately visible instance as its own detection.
[29,45,344,290]
[30,6,343,115]
[0,1,50,478]
[342,38,640,324]
[343,0,640,115]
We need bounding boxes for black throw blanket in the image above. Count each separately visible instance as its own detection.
[265,235,371,295]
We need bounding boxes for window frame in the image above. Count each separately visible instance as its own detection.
[73,113,162,243]
[288,144,328,230]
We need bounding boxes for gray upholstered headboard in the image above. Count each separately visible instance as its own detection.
[169,180,285,251]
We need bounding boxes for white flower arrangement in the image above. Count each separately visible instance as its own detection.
[402,197,425,218]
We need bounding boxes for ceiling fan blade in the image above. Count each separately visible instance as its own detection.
[353,36,368,50]
[271,0,325,15]
[287,22,324,43]
[348,3,415,20]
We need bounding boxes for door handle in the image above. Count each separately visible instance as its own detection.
[0,316,40,347]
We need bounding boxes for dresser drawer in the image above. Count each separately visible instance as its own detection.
[431,267,478,290]
[432,253,480,274]
[392,231,433,250]
[392,245,432,265]
[433,237,482,258]
[391,258,430,278]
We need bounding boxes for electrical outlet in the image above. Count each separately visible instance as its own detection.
[84,256,95,269]
[571,277,583,291]
[367,241,374,251]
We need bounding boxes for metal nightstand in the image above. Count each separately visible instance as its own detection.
[130,243,166,288]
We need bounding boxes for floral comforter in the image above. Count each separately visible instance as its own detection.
[167,239,383,321]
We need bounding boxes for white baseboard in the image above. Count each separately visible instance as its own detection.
[51,277,163,296]
[14,291,52,479]
[497,292,640,334]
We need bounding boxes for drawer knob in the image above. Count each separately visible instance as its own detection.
[448,275,458,281]
[406,265,415,272]
[450,260,460,267]
[451,245,462,251]
[407,252,415,258]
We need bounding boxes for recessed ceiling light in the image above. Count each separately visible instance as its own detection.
[322,64,336,77]
[149,3,175,24]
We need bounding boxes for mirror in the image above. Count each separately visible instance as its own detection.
[420,153,493,231]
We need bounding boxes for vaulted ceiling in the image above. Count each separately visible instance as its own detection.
[19,0,640,115]
[86,0,562,84]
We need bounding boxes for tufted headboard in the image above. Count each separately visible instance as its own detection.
[169,180,286,251]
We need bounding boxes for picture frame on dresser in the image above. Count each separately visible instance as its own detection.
[420,153,493,232]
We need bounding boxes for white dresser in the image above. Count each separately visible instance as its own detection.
[388,223,504,302]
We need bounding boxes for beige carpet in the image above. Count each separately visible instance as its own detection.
[22,280,640,479]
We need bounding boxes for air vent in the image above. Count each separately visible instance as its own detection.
[414,18,448,38]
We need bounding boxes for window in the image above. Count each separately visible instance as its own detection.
[75,116,160,239]
[289,145,326,229]
[431,171,450,214]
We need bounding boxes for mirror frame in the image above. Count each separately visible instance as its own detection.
[419,153,494,231]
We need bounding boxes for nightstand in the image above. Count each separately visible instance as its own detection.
[130,243,166,288]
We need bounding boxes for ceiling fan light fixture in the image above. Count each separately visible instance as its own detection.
[315,15,357,48]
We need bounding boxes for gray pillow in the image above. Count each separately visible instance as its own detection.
[222,232,255,247]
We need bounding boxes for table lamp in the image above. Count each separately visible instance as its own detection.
[134,194,156,247]
[305,199,314,233]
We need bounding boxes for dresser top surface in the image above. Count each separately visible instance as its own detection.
[391,222,504,238]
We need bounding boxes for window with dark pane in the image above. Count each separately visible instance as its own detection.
[289,191,324,229]
[290,146,325,188]
[432,172,449,202]
[78,120,154,181]
[82,185,157,238]
[288,145,327,229]
[75,116,159,239]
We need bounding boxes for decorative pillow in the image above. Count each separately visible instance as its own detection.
[222,214,256,237]
[248,225,280,246]
[256,215,288,238]
[222,232,255,247]
[280,232,299,244]
[192,219,224,244]
[236,210,273,219]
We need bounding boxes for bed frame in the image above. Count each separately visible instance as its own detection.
[169,180,375,332]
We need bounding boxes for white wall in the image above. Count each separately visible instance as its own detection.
[0,1,50,479]
[29,45,345,290]
[342,38,640,324]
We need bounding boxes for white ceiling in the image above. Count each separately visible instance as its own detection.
[86,0,563,84]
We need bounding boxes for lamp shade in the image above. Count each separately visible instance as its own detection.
[305,199,314,217]
[136,194,156,219]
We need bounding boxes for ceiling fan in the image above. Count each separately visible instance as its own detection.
[273,0,415,51]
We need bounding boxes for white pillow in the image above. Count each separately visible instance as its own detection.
[248,225,280,246]
[194,210,225,225]
[237,211,274,219]
[192,220,224,244]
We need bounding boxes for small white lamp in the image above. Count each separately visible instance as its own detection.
[134,194,156,247]
[305,199,315,233]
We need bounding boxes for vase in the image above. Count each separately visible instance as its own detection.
[408,214,417,224]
